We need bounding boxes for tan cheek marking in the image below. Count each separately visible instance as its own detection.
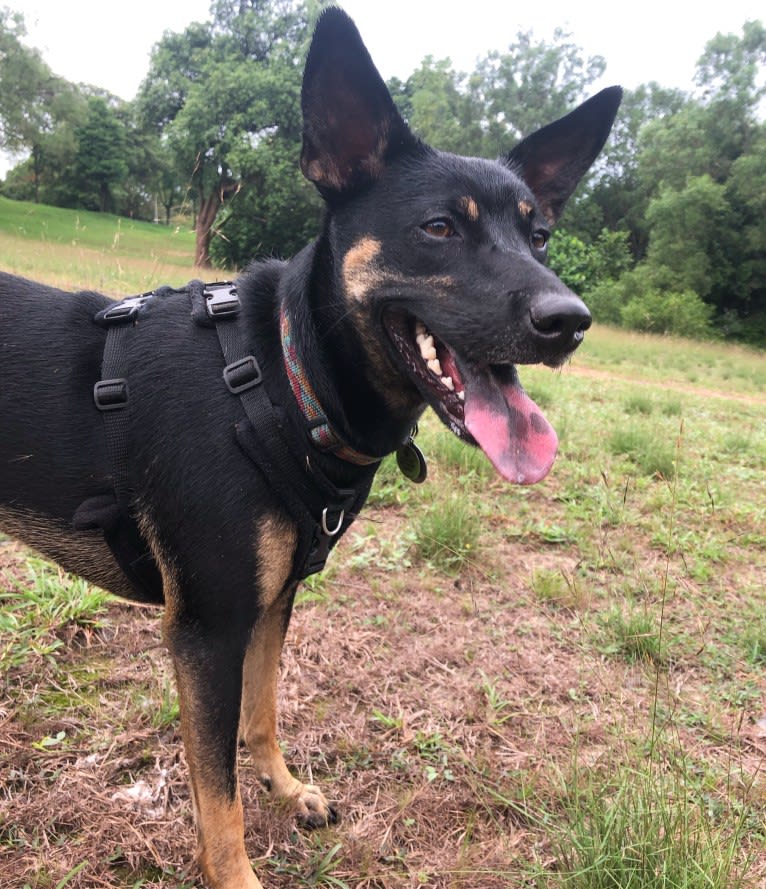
[255,515,297,610]
[459,196,480,221]
[342,237,383,301]
[519,200,534,218]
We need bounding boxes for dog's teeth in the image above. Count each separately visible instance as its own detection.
[420,336,437,360]
[417,334,436,362]
[415,320,427,337]
[457,390,465,402]
[427,358,442,376]
[441,375,454,391]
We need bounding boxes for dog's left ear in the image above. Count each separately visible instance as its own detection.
[505,86,623,224]
[300,8,418,197]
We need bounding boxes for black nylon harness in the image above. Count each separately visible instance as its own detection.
[86,280,377,600]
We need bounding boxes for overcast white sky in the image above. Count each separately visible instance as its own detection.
[2,0,763,170]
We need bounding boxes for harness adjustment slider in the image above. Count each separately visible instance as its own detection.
[94,378,129,411]
[223,356,262,393]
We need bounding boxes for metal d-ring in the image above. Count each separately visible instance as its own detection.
[321,507,344,536]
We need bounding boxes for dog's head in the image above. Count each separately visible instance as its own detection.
[300,8,621,483]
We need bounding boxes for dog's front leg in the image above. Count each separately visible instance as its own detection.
[164,610,263,889]
[241,593,338,827]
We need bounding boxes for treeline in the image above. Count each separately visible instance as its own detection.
[1,2,765,344]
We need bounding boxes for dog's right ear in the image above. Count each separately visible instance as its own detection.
[300,8,417,198]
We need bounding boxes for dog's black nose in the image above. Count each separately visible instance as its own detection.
[529,292,592,353]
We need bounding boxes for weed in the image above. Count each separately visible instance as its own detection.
[599,608,668,667]
[661,397,684,416]
[413,496,480,574]
[370,709,404,731]
[366,454,413,506]
[530,568,585,609]
[151,676,180,729]
[295,570,332,605]
[412,730,456,783]
[347,524,413,573]
[623,393,654,415]
[741,617,766,666]
[609,423,677,478]
[426,429,494,480]
[271,839,350,888]
[538,755,753,889]
[479,673,513,726]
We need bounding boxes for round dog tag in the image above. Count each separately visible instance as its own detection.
[396,440,427,483]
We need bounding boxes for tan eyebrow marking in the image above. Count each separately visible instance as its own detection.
[458,196,480,222]
[519,199,534,218]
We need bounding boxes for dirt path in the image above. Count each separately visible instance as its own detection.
[567,363,766,408]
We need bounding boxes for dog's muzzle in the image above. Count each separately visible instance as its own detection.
[527,291,592,360]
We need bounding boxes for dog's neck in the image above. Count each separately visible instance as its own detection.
[279,306,381,466]
[278,238,423,460]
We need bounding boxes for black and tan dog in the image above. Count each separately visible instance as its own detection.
[0,9,620,888]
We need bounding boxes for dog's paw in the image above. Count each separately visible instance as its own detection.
[292,783,339,828]
[260,771,339,828]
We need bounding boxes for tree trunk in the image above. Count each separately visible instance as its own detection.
[194,179,239,268]
[32,144,41,204]
[194,189,221,268]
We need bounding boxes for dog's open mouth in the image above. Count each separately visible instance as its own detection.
[384,313,558,484]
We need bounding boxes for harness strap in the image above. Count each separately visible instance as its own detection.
[90,291,163,600]
[198,281,367,579]
[85,280,373,591]
[93,295,151,498]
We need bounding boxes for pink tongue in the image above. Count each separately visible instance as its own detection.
[463,370,558,484]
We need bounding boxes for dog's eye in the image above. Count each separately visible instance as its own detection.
[422,219,456,239]
[531,230,549,251]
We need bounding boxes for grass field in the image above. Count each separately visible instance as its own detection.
[1,200,765,888]
[0,195,202,295]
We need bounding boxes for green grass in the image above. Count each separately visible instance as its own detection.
[0,558,113,671]
[539,755,754,889]
[412,495,481,574]
[609,423,678,478]
[579,324,766,396]
[598,607,668,667]
[0,194,201,295]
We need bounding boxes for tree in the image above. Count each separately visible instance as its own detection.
[472,28,606,156]
[695,19,766,107]
[390,57,483,156]
[0,9,87,203]
[138,0,325,267]
[72,97,129,213]
[582,83,687,253]
[725,127,766,330]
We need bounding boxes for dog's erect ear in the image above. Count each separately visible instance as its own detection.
[301,8,417,196]
[505,86,623,225]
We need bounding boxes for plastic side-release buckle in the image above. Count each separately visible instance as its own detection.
[204,283,240,319]
[99,295,149,325]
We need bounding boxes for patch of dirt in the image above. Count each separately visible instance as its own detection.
[1,502,764,888]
